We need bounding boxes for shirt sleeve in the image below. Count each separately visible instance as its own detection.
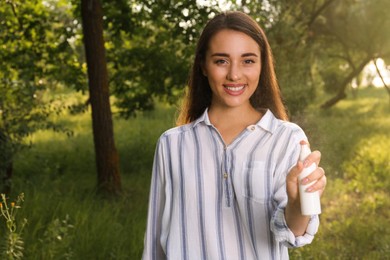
[142,137,167,260]
[271,207,320,247]
[269,127,320,248]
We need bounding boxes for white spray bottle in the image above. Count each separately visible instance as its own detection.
[298,143,321,216]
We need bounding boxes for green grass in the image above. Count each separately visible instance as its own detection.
[11,101,177,259]
[5,87,390,259]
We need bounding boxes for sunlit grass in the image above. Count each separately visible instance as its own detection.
[12,96,177,258]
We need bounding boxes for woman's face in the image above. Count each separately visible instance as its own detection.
[203,29,261,111]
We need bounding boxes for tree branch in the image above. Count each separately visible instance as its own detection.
[308,0,336,28]
[321,56,372,109]
[373,58,390,96]
[6,0,23,30]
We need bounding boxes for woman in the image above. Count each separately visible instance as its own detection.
[143,11,326,260]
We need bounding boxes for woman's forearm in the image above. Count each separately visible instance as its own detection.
[285,201,311,236]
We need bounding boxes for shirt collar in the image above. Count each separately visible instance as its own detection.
[192,108,212,127]
[192,108,280,134]
[255,109,279,134]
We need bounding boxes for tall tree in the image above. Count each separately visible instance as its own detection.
[81,0,121,196]
[313,0,390,108]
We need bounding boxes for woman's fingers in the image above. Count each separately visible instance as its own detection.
[303,167,327,195]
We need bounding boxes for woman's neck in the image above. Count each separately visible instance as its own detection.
[208,105,262,145]
[208,104,261,126]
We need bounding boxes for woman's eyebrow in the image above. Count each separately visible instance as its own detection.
[242,52,258,57]
[210,52,259,57]
[211,52,229,57]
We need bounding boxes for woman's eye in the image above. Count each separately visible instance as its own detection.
[244,59,255,64]
[215,59,228,65]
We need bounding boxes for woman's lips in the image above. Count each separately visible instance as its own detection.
[223,84,246,95]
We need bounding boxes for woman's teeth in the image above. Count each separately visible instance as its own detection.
[225,85,245,91]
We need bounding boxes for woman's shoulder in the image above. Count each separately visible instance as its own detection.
[277,119,308,144]
[263,110,304,133]
[265,110,307,141]
[279,119,303,131]
[159,122,195,139]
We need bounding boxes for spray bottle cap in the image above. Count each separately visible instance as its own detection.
[299,142,312,162]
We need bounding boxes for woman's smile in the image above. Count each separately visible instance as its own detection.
[223,83,247,96]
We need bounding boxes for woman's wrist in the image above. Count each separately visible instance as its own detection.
[285,201,311,236]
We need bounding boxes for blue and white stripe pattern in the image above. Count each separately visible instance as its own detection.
[142,109,319,260]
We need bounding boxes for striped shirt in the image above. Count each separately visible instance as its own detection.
[142,109,319,260]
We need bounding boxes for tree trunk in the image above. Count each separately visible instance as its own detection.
[81,0,121,196]
[1,161,13,195]
[321,57,372,109]
[0,131,12,195]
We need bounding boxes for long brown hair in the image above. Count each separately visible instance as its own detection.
[177,11,288,125]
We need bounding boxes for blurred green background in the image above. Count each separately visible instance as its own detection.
[1,0,389,259]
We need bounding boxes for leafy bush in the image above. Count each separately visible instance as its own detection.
[344,135,390,193]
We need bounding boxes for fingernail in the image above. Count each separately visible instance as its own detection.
[301,178,309,184]
[306,187,313,192]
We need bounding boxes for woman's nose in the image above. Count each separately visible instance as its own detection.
[226,63,242,81]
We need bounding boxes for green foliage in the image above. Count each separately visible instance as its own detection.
[0,193,27,260]
[312,0,390,94]
[100,1,221,118]
[38,215,74,259]
[11,96,176,258]
[0,0,84,183]
[290,87,390,259]
[263,0,317,114]
[344,135,390,193]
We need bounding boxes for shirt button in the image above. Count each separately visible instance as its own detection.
[250,126,255,131]
[223,173,228,179]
